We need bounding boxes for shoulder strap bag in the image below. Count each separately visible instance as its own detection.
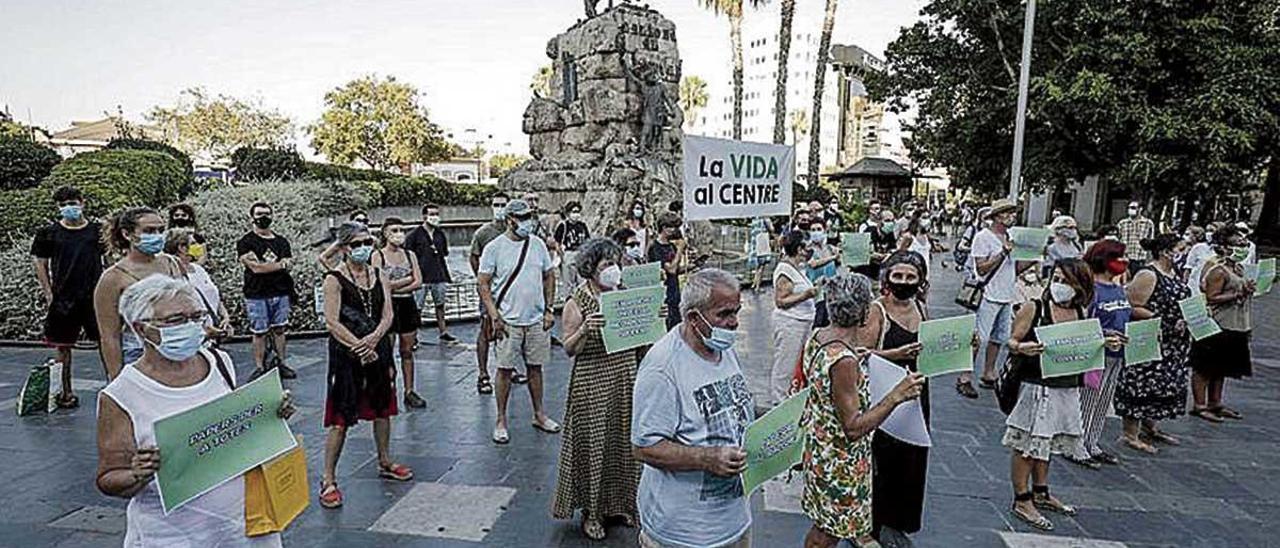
[955,248,1008,311]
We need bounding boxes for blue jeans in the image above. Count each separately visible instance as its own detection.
[245,295,291,334]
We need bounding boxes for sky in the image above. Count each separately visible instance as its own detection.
[1,0,927,159]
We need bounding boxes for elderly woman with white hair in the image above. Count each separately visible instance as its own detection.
[1045,216,1083,277]
[96,274,294,547]
[801,272,925,548]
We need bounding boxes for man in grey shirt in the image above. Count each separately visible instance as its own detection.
[632,268,755,548]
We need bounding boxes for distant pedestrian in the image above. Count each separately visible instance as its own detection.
[555,201,591,299]
[1117,234,1190,453]
[32,185,105,408]
[1068,239,1133,469]
[165,228,232,343]
[770,230,818,406]
[96,274,293,546]
[236,201,297,379]
[470,192,512,393]
[372,217,426,409]
[632,269,755,548]
[477,199,561,444]
[747,217,773,292]
[650,212,686,331]
[405,203,457,343]
[611,227,644,267]
[1181,225,1213,295]
[958,199,1020,399]
[553,238,642,540]
[166,203,205,264]
[319,222,414,509]
[94,206,183,380]
[1045,216,1083,278]
[806,220,839,328]
[801,272,924,548]
[1189,226,1255,422]
[625,200,650,254]
[1117,201,1155,274]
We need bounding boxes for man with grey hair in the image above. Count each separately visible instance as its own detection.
[631,268,755,548]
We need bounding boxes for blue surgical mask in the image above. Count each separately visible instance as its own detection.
[59,205,83,222]
[493,207,506,221]
[516,219,536,238]
[144,321,206,362]
[695,310,736,353]
[810,230,827,244]
[136,233,165,255]
[350,244,374,264]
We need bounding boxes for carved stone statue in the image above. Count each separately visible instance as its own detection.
[585,0,610,18]
[622,53,676,153]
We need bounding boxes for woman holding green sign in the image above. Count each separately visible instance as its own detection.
[1117,234,1192,453]
[800,272,924,548]
[553,238,641,541]
[1070,240,1133,469]
[1189,226,1255,422]
[97,275,293,547]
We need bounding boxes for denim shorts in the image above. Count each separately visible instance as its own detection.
[976,298,1013,345]
[245,295,291,334]
[414,282,449,309]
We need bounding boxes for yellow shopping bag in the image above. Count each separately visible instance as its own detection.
[245,435,309,537]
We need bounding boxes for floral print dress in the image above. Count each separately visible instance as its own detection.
[801,333,873,539]
[1115,266,1191,420]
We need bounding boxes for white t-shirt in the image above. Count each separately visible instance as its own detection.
[186,263,223,326]
[772,262,815,321]
[971,228,1016,303]
[479,234,555,326]
[1185,242,1215,296]
[908,234,931,267]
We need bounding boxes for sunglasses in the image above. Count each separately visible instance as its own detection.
[349,238,375,247]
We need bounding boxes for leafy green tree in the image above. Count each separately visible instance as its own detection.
[679,75,710,129]
[700,0,768,140]
[147,88,294,162]
[308,75,452,173]
[488,153,529,179]
[871,0,1280,213]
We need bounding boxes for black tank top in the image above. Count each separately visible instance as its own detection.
[1016,298,1084,388]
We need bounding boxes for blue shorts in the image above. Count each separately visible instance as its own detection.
[245,295,291,335]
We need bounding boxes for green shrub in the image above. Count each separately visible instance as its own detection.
[0,187,54,245]
[0,136,61,191]
[41,149,188,218]
[303,161,397,182]
[0,235,45,339]
[231,147,305,181]
[184,179,374,332]
[105,138,194,180]
[379,175,496,207]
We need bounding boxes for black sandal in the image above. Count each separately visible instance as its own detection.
[1210,406,1243,420]
[1032,485,1077,516]
[1011,491,1054,531]
[956,381,979,399]
[477,376,494,395]
[1190,407,1224,423]
[55,393,79,409]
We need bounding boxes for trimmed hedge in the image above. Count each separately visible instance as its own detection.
[41,149,188,219]
[379,175,497,207]
[105,138,194,180]
[232,147,305,181]
[0,136,61,191]
[0,236,45,339]
[303,161,398,182]
[0,187,53,247]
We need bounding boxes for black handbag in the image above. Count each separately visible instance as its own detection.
[955,249,1007,310]
[995,357,1022,415]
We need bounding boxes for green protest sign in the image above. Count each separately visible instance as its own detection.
[742,387,809,496]
[1035,318,1105,378]
[1255,258,1275,296]
[154,368,296,514]
[917,314,976,377]
[1178,294,1221,341]
[599,285,666,354]
[1124,318,1162,365]
[840,232,872,267]
[1009,227,1051,261]
[621,262,662,288]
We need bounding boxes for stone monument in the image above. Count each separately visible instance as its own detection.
[500,3,684,239]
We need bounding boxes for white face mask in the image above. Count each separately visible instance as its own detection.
[626,245,644,260]
[426,215,441,226]
[1049,282,1076,305]
[570,212,583,221]
[598,264,622,288]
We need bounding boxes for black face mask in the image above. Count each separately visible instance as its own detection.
[254,216,273,229]
[171,218,194,228]
[886,281,920,300]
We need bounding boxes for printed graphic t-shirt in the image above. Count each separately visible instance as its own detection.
[236,232,294,299]
[632,328,755,548]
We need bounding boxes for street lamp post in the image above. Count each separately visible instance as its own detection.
[1009,0,1037,203]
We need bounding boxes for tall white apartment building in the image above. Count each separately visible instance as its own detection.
[688,0,887,182]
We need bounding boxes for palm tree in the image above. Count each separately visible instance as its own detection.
[806,0,838,185]
[788,108,809,146]
[772,0,796,144]
[679,75,710,130]
[700,0,766,140]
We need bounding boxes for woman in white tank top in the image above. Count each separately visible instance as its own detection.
[97,275,292,547]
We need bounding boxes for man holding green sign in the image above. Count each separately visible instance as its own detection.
[741,388,809,496]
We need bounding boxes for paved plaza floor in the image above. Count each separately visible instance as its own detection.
[2,258,1279,547]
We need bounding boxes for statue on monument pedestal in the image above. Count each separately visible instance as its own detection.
[621,52,676,153]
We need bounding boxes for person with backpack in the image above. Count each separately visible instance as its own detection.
[477,199,562,444]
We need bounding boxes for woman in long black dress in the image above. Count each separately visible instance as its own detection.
[861,250,931,541]
[319,222,414,510]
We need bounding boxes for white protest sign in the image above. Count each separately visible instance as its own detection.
[867,355,931,447]
[682,135,795,221]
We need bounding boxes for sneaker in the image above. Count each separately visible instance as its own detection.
[404,391,426,409]
[439,332,458,343]
[277,363,298,380]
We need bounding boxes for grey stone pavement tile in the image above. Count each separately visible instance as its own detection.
[1,256,1278,546]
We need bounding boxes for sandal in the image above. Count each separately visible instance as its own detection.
[979,377,997,390]
[493,426,510,444]
[319,481,343,509]
[955,381,979,399]
[1190,407,1223,423]
[1032,486,1078,516]
[1211,406,1243,420]
[55,393,79,409]
[1143,429,1181,446]
[1011,492,1054,531]
[477,376,494,395]
[378,462,414,482]
[582,518,606,541]
[532,417,562,434]
[1063,454,1101,470]
[609,513,637,528]
[1120,436,1158,455]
